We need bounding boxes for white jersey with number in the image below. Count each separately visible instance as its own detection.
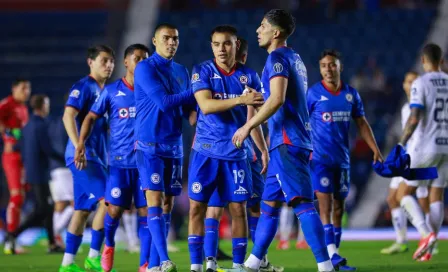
[408,71,448,154]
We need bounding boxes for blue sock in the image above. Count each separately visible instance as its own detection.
[251,202,280,259]
[204,218,219,258]
[65,232,83,255]
[334,227,342,249]
[163,213,171,237]
[323,224,335,247]
[148,213,171,267]
[294,202,329,263]
[138,216,151,266]
[90,228,105,252]
[248,216,259,244]
[232,237,248,265]
[188,235,204,265]
[104,213,120,247]
[147,207,169,262]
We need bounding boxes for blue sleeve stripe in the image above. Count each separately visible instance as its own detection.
[410,103,424,109]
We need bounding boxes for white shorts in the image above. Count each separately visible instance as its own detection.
[50,167,74,202]
[406,153,448,188]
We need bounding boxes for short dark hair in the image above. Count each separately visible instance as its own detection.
[236,37,248,62]
[154,23,177,35]
[124,44,150,58]
[87,45,115,60]
[11,78,29,88]
[30,94,48,110]
[320,49,342,63]
[210,25,238,41]
[264,9,296,38]
[422,43,443,64]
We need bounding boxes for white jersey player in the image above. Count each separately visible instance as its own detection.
[397,43,447,262]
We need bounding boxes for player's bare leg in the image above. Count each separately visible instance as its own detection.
[381,188,408,254]
[397,183,436,259]
[189,199,208,272]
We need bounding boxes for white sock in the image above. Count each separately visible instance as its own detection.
[425,213,433,232]
[53,212,61,235]
[317,260,334,272]
[62,253,75,266]
[400,195,430,237]
[122,212,138,246]
[190,264,203,272]
[260,255,268,267]
[55,206,74,235]
[327,243,337,257]
[88,248,99,258]
[429,201,444,235]
[391,207,407,244]
[245,254,262,270]
[279,207,293,240]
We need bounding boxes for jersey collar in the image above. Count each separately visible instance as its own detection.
[321,80,343,96]
[122,77,134,91]
[153,52,173,67]
[214,59,237,76]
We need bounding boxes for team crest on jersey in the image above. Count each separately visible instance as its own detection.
[345,93,353,102]
[191,182,202,193]
[191,73,200,83]
[320,177,330,187]
[151,173,161,184]
[69,89,80,98]
[239,75,248,84]
[322,112,332,122]
[118,108,129,118]
[273,62,283,73]
[213,93,223,100]
[111,187,121,198]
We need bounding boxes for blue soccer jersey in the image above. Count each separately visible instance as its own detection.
[90,77,136,168]
[65,75,108,167]
[261,47,312,151]
[134,53,192,158]
[191,60,262,160]
[307,81,365,168]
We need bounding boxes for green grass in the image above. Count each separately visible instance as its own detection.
[1,240,447,271]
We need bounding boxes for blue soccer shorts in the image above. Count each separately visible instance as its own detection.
[311,161,350,200]
[136,150,182,196]
[69,162,107,212]
[189,150,252,204]
[105,166,146,209]
[262,145,313,204]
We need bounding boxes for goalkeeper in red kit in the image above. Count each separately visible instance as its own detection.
[0,79,31,254]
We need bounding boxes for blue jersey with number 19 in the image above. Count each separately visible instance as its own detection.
[261,47,312,151]
[90,77,137,168]
[191,60,262,161]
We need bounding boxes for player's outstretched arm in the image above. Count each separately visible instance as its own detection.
[399,107,422,146]
[248,106,269,174]
[354,116,384,163]
[232,76,287,148]
[194,90,263,115]
[135,62,193,112]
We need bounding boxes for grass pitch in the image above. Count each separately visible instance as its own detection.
[0,240,447,271]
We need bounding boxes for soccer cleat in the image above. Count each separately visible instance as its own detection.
[48,245,65,254]
[413,232,437,260]
[84,256,102,272]
[339,265,357,271]
[330,254,347,270]
[59,263,86,272]
[147,266,162,272]
[3,234,16,255]
[418,252,432,262]
[160,260,177,272]
[259,262,285,272]
[296,240,309,250]
[380,243,408,255]
[276,240,289,250]
[318,269,335,272]
[101,245,115,272]
[206,256,218,272]
[219,265,257,272]
[139,262,148,272]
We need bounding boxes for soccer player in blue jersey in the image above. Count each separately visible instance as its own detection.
[75,44,150,272]
[59,45,115,272]
[188,26,265,272]
[134,23,194,272]
[307,49,383,270]
[230,9,334,272]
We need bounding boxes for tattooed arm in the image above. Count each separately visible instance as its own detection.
[399,107,423,146]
